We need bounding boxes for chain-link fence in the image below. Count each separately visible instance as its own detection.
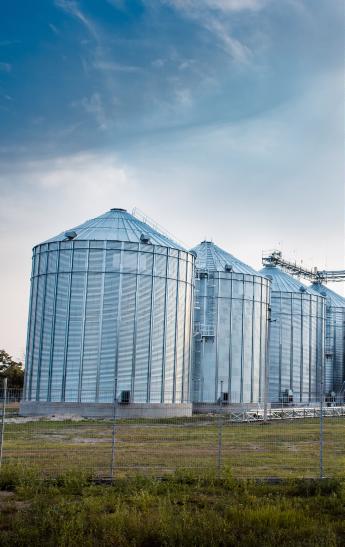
[1,382,345,480]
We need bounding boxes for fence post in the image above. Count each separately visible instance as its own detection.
[264,306,272,423]
[319,327,325,480]
[217,380,223,479]
[320,380,324,480]
[0,378,8,469]
[110,378,118,482]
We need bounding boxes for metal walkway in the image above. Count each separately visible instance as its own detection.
[195,405,345,423]
[262,250,345,283]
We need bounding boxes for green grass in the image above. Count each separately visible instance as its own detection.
[2,416,345,479]
[1,468,345,546]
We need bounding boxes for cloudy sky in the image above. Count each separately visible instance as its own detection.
[0,0,344,359]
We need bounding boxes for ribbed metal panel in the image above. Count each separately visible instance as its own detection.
[24,210,195,405]
[192,241,258,275]
[309,283,345,395]
[260,266,325,403]
[191,242,270,404]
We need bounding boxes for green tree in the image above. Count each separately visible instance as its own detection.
[0,350,24,389]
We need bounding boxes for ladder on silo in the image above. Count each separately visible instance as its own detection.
[193,269,217,401]
[194,269,216,341]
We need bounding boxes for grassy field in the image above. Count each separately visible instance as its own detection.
[1,468,345,546]
[2,415,345,479]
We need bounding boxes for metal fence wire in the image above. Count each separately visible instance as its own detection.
[1,383,345,480]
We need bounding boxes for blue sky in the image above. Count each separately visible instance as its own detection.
[0,0,344,358]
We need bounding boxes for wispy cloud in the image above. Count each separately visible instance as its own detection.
[151,58,165,68]
[202,18,251,63]
[164,0,269,12]
[78,93,108,130]
[174,87,193,106]
[55,0,99,39]
[55,0,142,113]
[49,23,60,35]
[93,61,141,73]
[178,59,195,70]
[160,0,263,64]
[55,1,120,126]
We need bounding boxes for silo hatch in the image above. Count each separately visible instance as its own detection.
[120,390,131,404]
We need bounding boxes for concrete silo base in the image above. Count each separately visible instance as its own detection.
[19,401,192,419]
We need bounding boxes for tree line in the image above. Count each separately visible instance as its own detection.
[0,349,24,389]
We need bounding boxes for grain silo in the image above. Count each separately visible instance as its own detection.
[309,283,345,397]
[259,265,325,404]
[21,208,194,417]
[191,241,270,405]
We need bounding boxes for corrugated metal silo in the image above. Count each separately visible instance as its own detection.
[309,283,345,396]
[21,208,194,417]
[191,241,270,404]
[260,266,325,404]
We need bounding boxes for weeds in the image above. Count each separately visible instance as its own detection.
[1,470,345,545]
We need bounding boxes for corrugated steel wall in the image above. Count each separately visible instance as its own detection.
[268,292,325,403]
[324,305,345,394]
[192,272,270,403]
[24,240,194,403]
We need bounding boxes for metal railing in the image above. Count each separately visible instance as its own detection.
[262,250,345,283]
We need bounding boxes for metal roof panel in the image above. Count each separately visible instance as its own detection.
[191,241,260,275]
[309,283,345,307]
[259,265,318,294]
[41,209,186,250]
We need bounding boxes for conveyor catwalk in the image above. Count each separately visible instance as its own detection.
[262,250,345,283]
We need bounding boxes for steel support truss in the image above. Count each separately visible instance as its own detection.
[262,250,345,283]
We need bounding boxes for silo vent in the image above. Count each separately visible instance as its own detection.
[299,286,306,293]
[140,233,151,244]
[64,230,77,240]
[224,263,233,272]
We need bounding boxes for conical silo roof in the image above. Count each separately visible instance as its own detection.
[191,241,259,275]
[309,283,345,307]
[42,208,185,250]
[259,265,314,294]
